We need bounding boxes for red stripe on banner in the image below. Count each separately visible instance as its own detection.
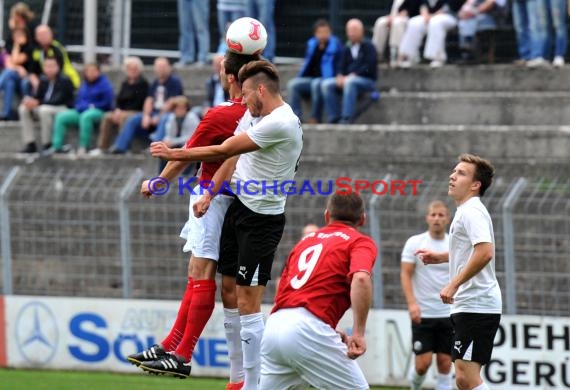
[0,296,6,366]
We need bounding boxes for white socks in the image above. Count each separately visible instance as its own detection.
[410,371,426,390]
[436,372,453,390]
[472,382,490,390]
[240,312,264,390]
[223,308,244,383]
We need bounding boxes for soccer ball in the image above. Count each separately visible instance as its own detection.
[225,17,268,55]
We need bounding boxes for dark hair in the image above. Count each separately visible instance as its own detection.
[224,51,261,80]
[458,153,495,196]
[238,60,280,94]
[313,19,331,32]
[327,192,365,225]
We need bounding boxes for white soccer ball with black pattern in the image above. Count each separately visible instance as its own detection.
[225,17,268,55]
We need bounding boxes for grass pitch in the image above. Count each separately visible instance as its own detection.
[0,368,403,389]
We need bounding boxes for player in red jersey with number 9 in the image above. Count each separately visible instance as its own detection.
[259,192,377,390]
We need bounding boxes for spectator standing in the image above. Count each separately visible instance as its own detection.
[511,0,532,65]
[287,19,342,124]
[321,18,377,124]
[177,0,210,67]
[18,57,74,153]
[246,0,276,61]
[547,0,568,66]
[218,0,246,46]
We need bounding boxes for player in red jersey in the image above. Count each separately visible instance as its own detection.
[259,192,377,390]
[128,51,258,387]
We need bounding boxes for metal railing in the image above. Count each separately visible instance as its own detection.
[0,167,569,317]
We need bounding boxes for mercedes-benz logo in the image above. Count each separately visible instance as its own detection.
[15,301,59,365]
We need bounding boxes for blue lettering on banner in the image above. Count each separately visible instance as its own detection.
[68,312,228,367]
[192,338,229,368]
[69,313,109,362]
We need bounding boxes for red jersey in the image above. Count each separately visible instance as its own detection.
[184,98,246,182]
[274,222,377,329]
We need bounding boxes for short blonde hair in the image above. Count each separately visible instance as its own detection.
[171,95,190,110]
[123,56,144,73]
[427,200,449,215]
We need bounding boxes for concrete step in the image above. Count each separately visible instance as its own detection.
[354,91,570,126]
[378,65,570,92]
[103,64,570,94]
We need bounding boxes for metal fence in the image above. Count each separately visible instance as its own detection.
[0,166,569,317]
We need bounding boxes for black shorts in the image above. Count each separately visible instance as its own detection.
[217,197,285,286]
[451,312,501,365]
[411,317,453,355]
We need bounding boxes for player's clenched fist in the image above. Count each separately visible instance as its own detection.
[140,180,152,198]
[347,334,367,360]
[193,194,212,218]
[150,141,172,160]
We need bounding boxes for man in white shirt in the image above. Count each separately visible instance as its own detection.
[401,200,452,390]
[420,154,501,390]
[150,60,303,390]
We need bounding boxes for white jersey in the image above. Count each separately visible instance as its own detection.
[449,197,502,314]
[401,231,450,318]
[232,104,303,215]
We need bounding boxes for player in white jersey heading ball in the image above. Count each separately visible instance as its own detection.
[420,154,501,390]
[401,200,452,390]
[151,60,303,390]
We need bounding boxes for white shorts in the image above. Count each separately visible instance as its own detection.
[179,193,234,259]
[259,307,369,390]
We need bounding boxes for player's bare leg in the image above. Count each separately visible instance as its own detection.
[410,351,432,389]
[455,360,487,390]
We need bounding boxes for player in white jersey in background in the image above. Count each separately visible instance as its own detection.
[401,200,452,390]
[420,154,501,390]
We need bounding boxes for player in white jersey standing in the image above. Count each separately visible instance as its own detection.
[150,60,303,390]
[401,200,452,390]
[420,154,501,390]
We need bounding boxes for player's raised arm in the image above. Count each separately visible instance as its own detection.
[150,130,260,162]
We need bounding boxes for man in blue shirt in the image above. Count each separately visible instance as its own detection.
[321,18,377,124]
[286,19,343,124]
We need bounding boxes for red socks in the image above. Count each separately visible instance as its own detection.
[161,277,193,351]
[175,279,217,361]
